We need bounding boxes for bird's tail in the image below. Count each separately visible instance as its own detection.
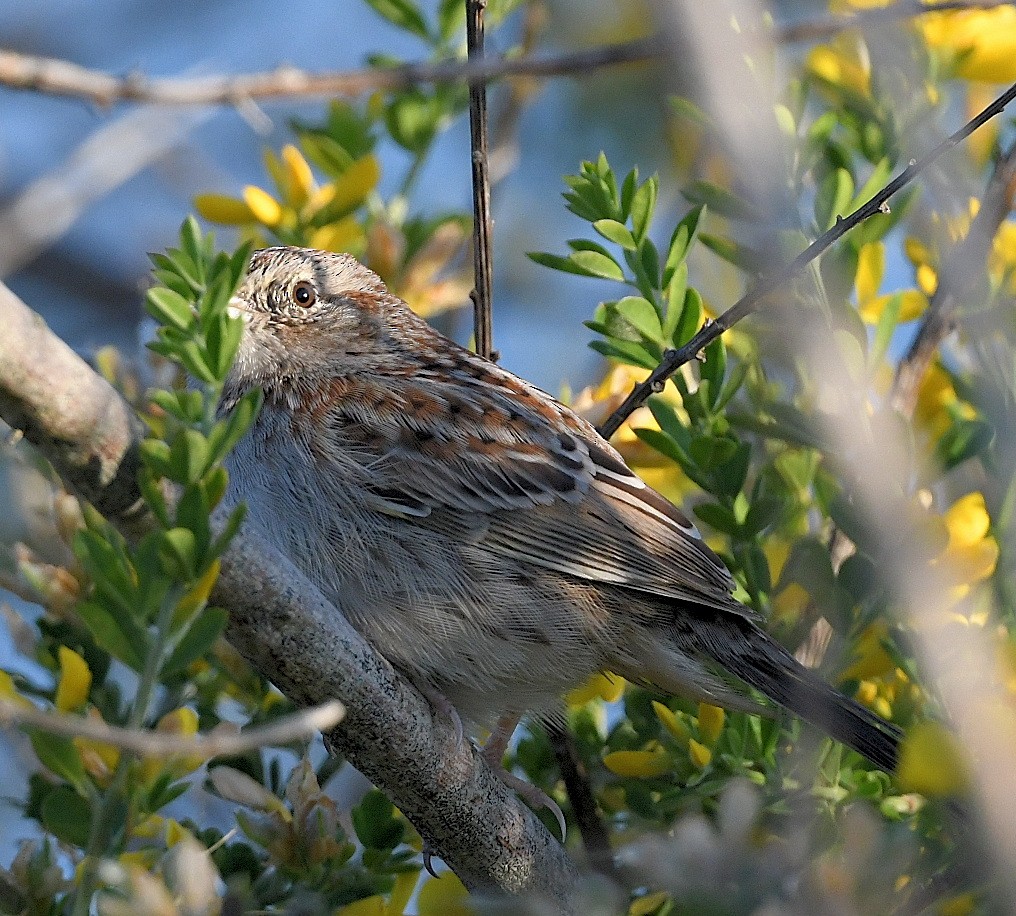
[682,609,902,774]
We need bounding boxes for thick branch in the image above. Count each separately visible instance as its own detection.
[599,79,1016,440]
[0,285,578,907]
[0,38,661,108]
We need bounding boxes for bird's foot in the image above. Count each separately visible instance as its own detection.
[411,677,464,746]
[480,714,567,842]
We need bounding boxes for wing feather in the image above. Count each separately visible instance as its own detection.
[310,364,747,615]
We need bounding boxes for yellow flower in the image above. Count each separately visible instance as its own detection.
[603,745,671,778]
[697,703,725,744]
[140,707,204,783]
[73,709,120,783]
[173,558,220,625]
[388,871,420,916]
[913,361,976,441]
[54,646,91,712]
[896,721,969,795]
[630,891,671,916]
[417,872,471,916]
[337,896,387,916]
[243,186,284,227]
[841,621,896,683]
[0,670,33,709]
[688,738,712,769]
[193,193,255,225]
[855,242,928,325]
[652,701,690,742]
[571,364,696,506]
[318,155,381,219]
[281,145,314,207]
[773,582,810,624]
[309,216,364,254]
[920,6,1016,83]
[806,35,871,97]
[934,492,999,606]
[566,672,625,706]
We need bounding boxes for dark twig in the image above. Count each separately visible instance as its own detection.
[776,0,1015,44]
[891,140,1016,416]
[547,723,617,879]
[599,80,1016,440]
[0,37,662,108]
[467,0,494,360]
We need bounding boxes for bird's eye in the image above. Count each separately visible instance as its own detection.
[292,281,317,308]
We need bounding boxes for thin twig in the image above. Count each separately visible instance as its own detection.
[467,0,495,360]
[599,79,1016,440]
[547,723,617,879]
[0,697,344,758]
[0,37,662,108]
[776,0,1015,44]
[891,140,1016,416]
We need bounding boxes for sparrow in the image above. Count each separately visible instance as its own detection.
[220,246,900,809]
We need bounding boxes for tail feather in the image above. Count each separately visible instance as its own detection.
[684,610,901,774]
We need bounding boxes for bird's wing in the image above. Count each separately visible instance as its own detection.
[311,361,745,614]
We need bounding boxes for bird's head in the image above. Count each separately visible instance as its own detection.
[224,246,419,401]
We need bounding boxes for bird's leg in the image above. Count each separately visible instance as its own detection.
[480,714,567,842]
[409,676,464,746]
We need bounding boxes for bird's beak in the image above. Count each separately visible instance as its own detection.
[227,296,252,322]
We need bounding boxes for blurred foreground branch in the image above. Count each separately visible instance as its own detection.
[0,37,661,108]
[0,282,578,908]
[599,78,1016,439]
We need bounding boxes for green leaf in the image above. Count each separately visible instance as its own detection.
[568,250,625,281]
[169,429,211,486]
[529,251,598,277]
[620,168,639,219]
[671,287,703,347]
[208,388,263,466]
[700,338,727,410]
[815,167,854,231]
[162,607,228,677]
[568,237,616,258]
[179,217,205,274]
[40,785,92,846]
[593,219,637,251]
[664,205,706,286]
[693,502,740,536]
[29,733,88,794]
[682,180,759,221]
[936,418,994,470]
[146,288,195,331]
[76,600,148,671]
[174,485,211,563]
[699,233,768,274]
[352,789,405,850]
[159,528,197,580]
[588,339,658,370]
[437,0,463,40]
[689,435,738,468]
[662,262,688,341]
[364,0,430,38]
[743,496,784,536]
[209,503,247,560]
[385,89,441,153]
[630,176,658,242]
[609,296,662,342]
[140,439,174,480]
[869,292,902,370]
